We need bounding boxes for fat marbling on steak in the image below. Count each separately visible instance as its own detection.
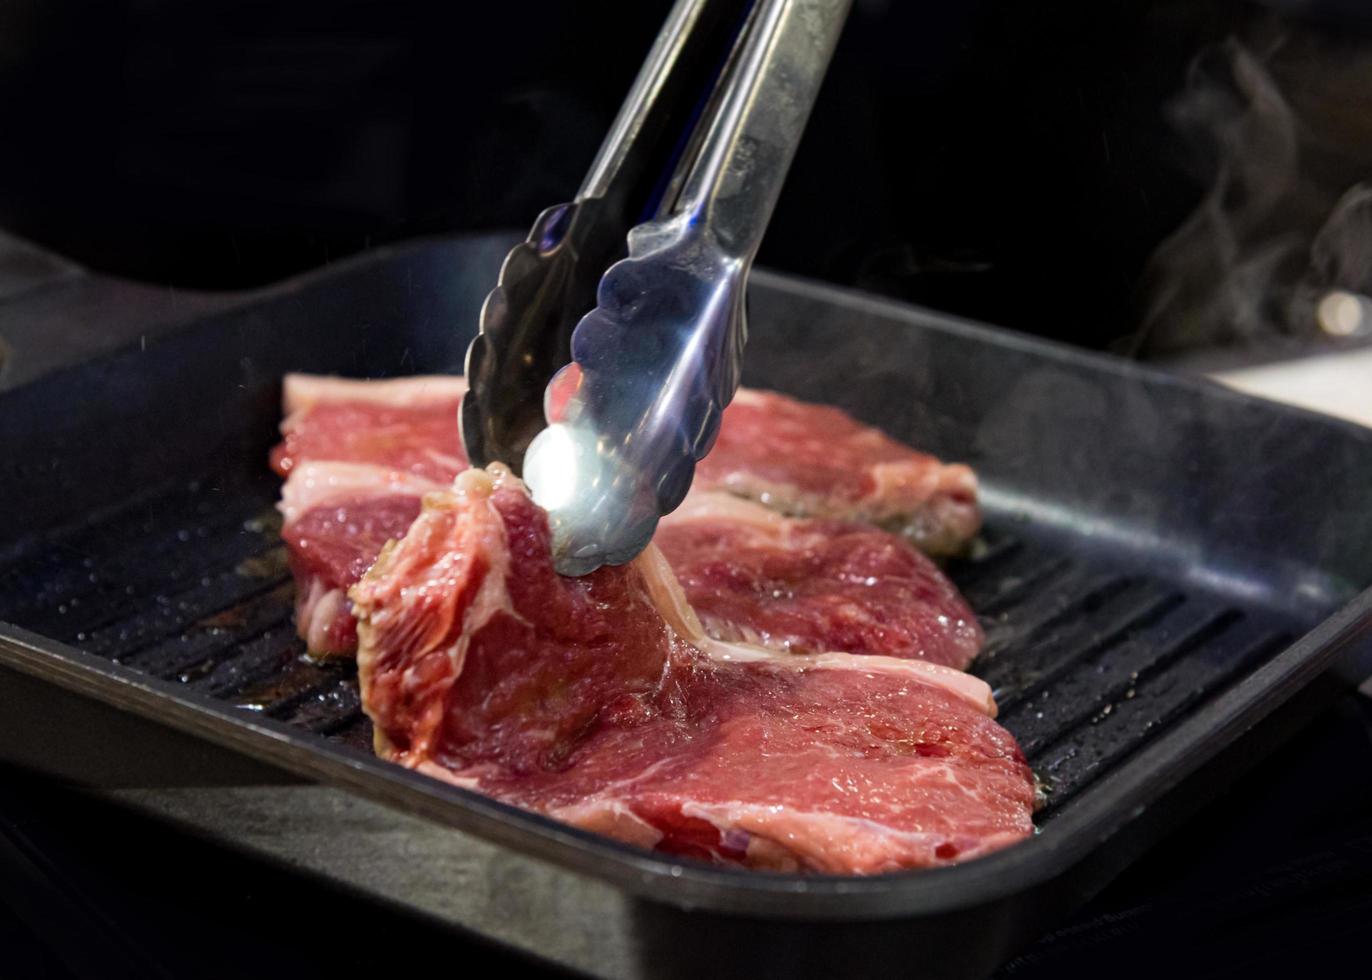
[657,492,982,669]
[271,375,469,653]
[350,466,1034,873]
[272,375,982,663]
[694,389,980,555]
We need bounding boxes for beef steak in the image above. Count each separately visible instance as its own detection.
[351,468,1034,874]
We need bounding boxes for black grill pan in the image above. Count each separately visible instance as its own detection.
[2,233,1371,978]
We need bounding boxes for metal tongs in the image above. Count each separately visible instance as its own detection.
[461,0,851,575]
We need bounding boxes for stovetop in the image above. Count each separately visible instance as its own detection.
[5,692,1370,980]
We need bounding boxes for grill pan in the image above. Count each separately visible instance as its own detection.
[2,232,1372,978]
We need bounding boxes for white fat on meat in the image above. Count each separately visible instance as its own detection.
[278,460,447,525]
[296,577,349,654]
[633,535,997,716]
[281,373,468,415]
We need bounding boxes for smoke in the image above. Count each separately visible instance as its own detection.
[1297,183,1372,318]
[1131,29,1372,357]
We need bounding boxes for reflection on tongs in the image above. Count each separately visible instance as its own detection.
[461,0,852,574]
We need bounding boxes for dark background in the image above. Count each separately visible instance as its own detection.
[4,0,1372,355]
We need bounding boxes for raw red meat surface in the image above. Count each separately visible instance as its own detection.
[272,375,984,662]
[352,468,1035,874]
[694,389,980,554]
[271,375,469,654]
[271,374,469,482]
[278,460,446,653]
[657,492,982,668]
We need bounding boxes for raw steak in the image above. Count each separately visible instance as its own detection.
[351,467,1035,874]
[280,461,446,652]
[657,492,982,668]
[272,374,469,654]
[271,374,469,481]
[693,388,980,555]
[271,374,983,661]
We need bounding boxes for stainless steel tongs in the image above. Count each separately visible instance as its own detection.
[461,0,852,575]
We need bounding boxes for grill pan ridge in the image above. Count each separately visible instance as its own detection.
[2,233,1372,978]
[0,474,1303,812]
